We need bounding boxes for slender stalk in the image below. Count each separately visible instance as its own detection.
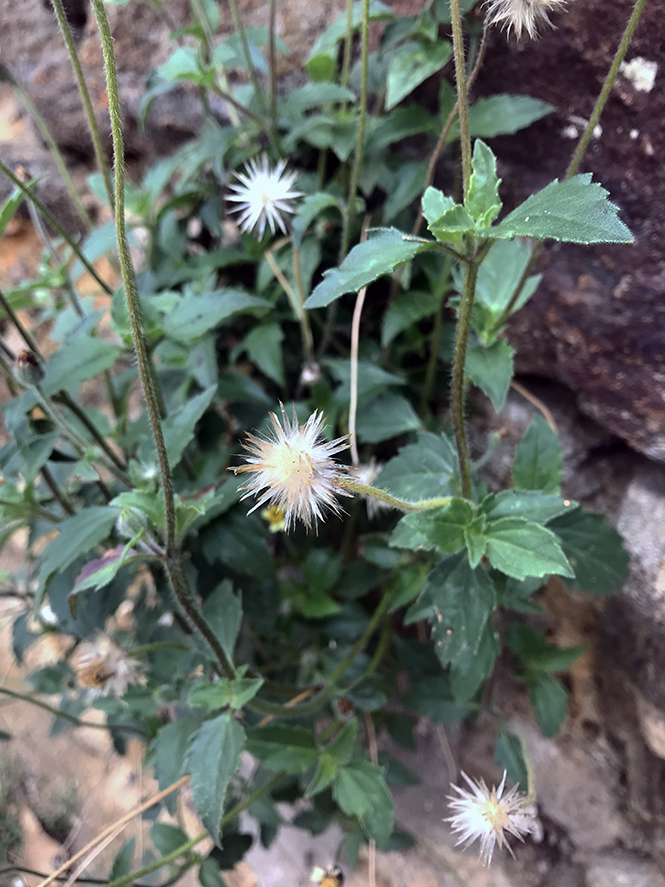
[226,0,268,118]
[48,0,115,208]
[339,0,370,261]
[268,0,277,132]
[340,0,354,91]
[337,478,454,512]
[40,464,75,516]
[265,245,313,364]
[91,0,176,555]
[348,283,367,468]
[450,259,479,499]
[0,161,113,295]
[0,686,145,735]
[291,246,315,363]
[56,393,128,473]
[418,291,445,417]
[102,774,283,887]
[449,0,472,197]
[0,288,41,354]
[566,0,647,179]
[9,81,93,229]
[209,80,264,126]
[489,0,647,336]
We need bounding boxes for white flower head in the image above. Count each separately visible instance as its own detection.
[446,771,538,865]
[74,635,146,698]
[233,404,351,532]
[484,0,569,39]
[227,154,302,238]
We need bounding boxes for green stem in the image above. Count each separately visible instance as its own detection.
[226,0,268,119]
[339,0,370,261]
[449,0,472,197]
[337,478,454,513]
[450,258,479,499]
[0,287,41,354]
[9,81,93,230]
[0,686,146,735]
[209,80,265,127]
[566,0,647,179]
[91,0,177,555]
[268,0,277,132]
[340,0,354,92]
[0,161,113,295]
[488,0,647,337]
[40,464,75,516]
[0,495,62,523]
[102,774,284,887]
[56,392,129,474]
[49,0,115,208]
[291,246,315,364]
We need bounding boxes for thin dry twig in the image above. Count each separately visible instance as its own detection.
[349,218,372,467]
[509,379,557,433]
[256,687,315,728]
[36,775,191,887]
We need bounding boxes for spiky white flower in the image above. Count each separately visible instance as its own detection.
[446,771,538,865]
[484,0,568,39]
[227,154,302,238]
[74,635,146,698]
[233,404,351,532]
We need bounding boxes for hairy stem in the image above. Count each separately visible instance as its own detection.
[450,258,479,499]
[449,0,472,197]
[338,478,455,512]
[49,0,115,208]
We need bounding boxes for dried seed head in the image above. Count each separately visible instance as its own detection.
[485,0,569,39]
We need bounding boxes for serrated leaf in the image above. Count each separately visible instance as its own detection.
[291,192,341,249]
[485,517,573,580]
[421,187,474,245]
[355,391,422,443]
[375,431,457,501]
[392,499,473,554]
[465,139,501,228]
[305,229,435,308]
[188,678,264,710]
[185,713,245,845]
[163,289,270,342]
[201,580,243,662]
[495,733,527,789]
[245,725,319,774]
[37,507,119,601]
[473,239,542,334]
[528,674,569,737]
[158,385,217,468]
[241,324,285,387]
[548,510,630,594]
[464,515,487,568]
[465,339,514,412]
[480,490,575,525]
[468,94,554,138]
[386,39,452,110]
[201,512,273,580]
[427,553,496,666]
[42,338,123,396]
[450,620,500,702]
[74,544,141,593]
[152,717,201,814]
[333,760,394,844]
[491,174,633,244]
[381,288,440,347]
[513,415,563,494]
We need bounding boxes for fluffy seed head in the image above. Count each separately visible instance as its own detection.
[227,154,302,238]
[484,0,569,39]
[234,405,351,532]
[74,635,146,698]
[446,771,538,865]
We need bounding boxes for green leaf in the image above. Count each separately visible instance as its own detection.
[245,725,319,774]
[159,385,217,468]
[189,678,264,710]
[402,675,470,723]
[199,857,228,887]
[381,160,428,224]
[241,324,285,387]
[480,490,575,525]
[375,431,457,501]
[279,83,355,117]
[465,140,501,228]
[473,239,542,335]
[42,338,123,396]
[513,415,563,494]
[391,499,473,554]
[291,192,341,249]
[111,489,165,529]
[0,186,28,238]
[495,733,528,789]
[484,517,574,580]
[426,553,496,666]
[73,544,141,593]
[355,391,422,443]
[465,339,514,412]
[467,94,554,138]
[201,512,273,580]
[381,288,440,347]
[109,838,136,881]
[450,621,500,702]
[201,581,243,662]
[152,823,189,856]
[38,507,119,600]
[156,46,201,82]
[152,717,201,814]
[507,623,585,674]
[305,229,435,308]
[464,515,487,568]
[548,510,630,594]
[163,289,270,343]
[385,40,452,110]
[421,188,475,245]
[491,174,633,244]
[185,713,245,846]
[528,674,569,737]
[333,760,394,844]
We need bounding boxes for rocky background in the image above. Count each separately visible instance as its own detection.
[1,0,665,885]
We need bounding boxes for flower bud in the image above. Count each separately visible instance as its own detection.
[15,349,44,387]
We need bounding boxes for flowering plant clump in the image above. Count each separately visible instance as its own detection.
[0,0,639,882]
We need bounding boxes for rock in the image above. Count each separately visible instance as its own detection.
[473,0,665,460]
[586,854,665,887]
